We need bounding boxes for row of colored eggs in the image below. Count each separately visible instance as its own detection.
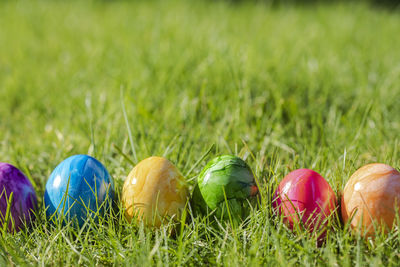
[0,155,399,238]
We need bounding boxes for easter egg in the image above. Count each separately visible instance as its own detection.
[196,155,258,221]
[341,163,400,237]
[190,184,208,216]
[122,156,189,227]
[44,155,114,226]
[0,163,37,232]
[273,169,337,234]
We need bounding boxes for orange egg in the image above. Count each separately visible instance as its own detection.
[122,157,189,227]
[341,163,400,237]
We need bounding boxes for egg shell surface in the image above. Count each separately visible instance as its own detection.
[44,155,114,226]
[122,156,189,227]
[341,163,400,237]
[0,163,37,232]
[190,184,208,216]
[197,155,258,220]
[273,169,337,233]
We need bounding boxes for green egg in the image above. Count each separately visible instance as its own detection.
[195,155,259,221]
[190,184,208,216]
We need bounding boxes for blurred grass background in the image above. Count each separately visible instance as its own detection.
[0,0,399,265]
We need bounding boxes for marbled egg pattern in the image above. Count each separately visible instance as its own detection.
[196,155,258,221]
[44,155,114,226]
[341,163,400,236]
[0,163,37,232]
[273,169,337,233]
[122,157,189,227]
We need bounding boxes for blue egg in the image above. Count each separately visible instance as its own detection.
[44,155,114,226]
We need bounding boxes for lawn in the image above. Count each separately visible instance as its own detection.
[0,0,399,265]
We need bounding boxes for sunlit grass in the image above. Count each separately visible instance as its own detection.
[0,0,399,265]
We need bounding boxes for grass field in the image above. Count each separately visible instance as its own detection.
[1,0,400,265]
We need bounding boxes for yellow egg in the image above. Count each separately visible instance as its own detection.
[122,156,189,227]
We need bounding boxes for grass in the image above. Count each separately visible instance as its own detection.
[0,0,399,265]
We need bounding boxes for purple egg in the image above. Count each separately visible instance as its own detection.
[0,163,37,232]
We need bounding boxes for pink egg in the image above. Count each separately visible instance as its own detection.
[273,169,337,235]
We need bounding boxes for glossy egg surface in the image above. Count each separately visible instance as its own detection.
[196,155,258,220]
[122,156,189,227]
[273,169,337,233]
[44,155,114,226]
[0,163,37,232]
[341,163,400,236]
